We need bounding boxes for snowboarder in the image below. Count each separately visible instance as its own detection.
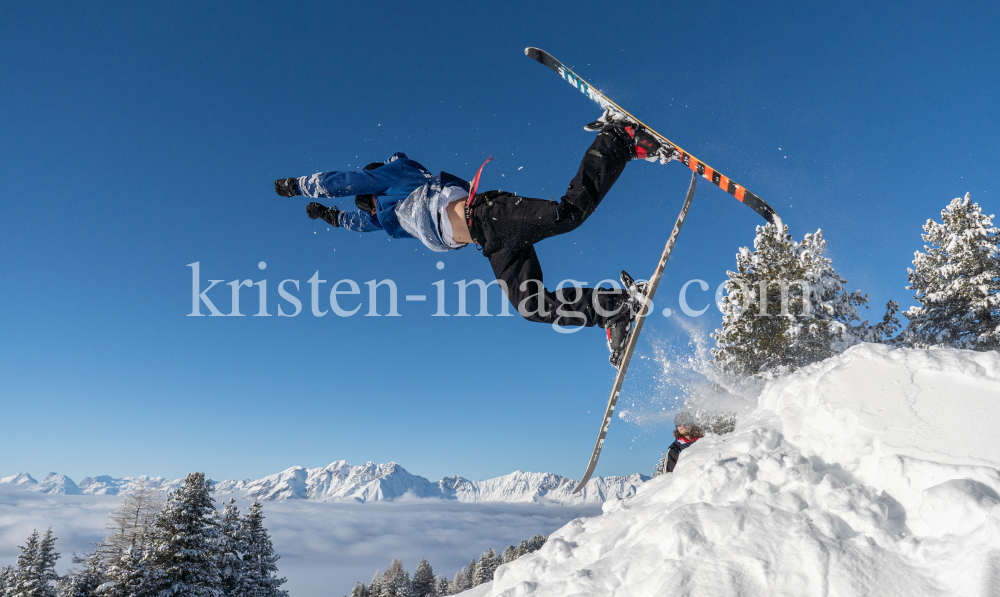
[273,114,677,364]
[660,412,704,474]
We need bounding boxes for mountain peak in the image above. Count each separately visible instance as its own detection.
[3,463,645,504]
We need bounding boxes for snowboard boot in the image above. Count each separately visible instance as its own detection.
[605,270,649,369]
[274,177,301,197]
[586,109,678,164]
[584,108,626,132]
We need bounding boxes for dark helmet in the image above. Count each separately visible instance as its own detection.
[355,162,384,212]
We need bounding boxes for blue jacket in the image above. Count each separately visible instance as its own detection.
[297,153,469,245]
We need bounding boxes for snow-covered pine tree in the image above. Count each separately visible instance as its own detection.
[712,224,898,376]
[433,576,449,597]
[368,571,383,597]
[9,532,36,597]
[903,193,1000,349]
[348,581,370,597]
[449,567,467,594]
[379,559,411,597]
[474,549,497,586]
[55,552,105,597]
[217,500,242,597]
[144,472,223,597]
[1,565,16,597]
[500,545,518,565]
[410,560,435,597]
[13,528,60,597]
[651,451,669,478]
[234,501,287,597]
[99,479,164,564]
[464,560,477,588]
[525,535,546,554]
[515,540,528,558]
[100,546,148,597]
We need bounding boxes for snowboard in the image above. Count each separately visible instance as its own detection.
[573,172,698,493]
[525,47,781,226]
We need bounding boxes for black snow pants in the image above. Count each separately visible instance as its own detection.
[468,126,634,328]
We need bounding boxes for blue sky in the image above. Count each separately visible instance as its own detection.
[1,1,997,484]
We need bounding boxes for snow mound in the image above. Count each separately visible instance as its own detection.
[484,345,1000,596]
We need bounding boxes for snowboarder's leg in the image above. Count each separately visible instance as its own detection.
[553,123,636,231]
[465,123,649,328]
[468,124,636,250]
[485,242,623,328]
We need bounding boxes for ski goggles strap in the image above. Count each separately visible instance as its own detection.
[465,156,494,228]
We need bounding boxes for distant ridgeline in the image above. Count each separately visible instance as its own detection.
[0,462,648,504]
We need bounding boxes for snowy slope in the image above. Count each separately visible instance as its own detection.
[2,463,645,505]
[482,345,1000,596]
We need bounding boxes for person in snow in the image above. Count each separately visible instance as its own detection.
[273,113,676,365]
[662,411,704,474]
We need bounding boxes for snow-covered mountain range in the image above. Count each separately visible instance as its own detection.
[0,462,646,505]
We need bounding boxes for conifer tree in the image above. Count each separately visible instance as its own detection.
[474,549,497,586]
[217,500,242,597]
[449,568,467,594]
[712,224,898,376]
[144,472,223,597]
[234,501,287,597]
[500,545,518,565]
[101,546,148,597]
[525,534,547,554]
[651,451,669,478]
[433,576,450,597]
[55,552,105,597]
[411,560,435,597]
[904,193,1000,349]
[368,571,383,597]
[13,528,61,597]
[464,560,476,588]
[380,559,411,597]
[1,566,16,597]
[12,531,39,597]
[516,540,529,558]
[349,581,369,597]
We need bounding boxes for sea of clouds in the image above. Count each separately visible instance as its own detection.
[0,485,598,596]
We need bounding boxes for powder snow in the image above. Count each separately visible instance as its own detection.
[476,344,1000,596]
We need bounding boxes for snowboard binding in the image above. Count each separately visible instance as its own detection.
[585,109,678,165]
[606,270,649,368]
